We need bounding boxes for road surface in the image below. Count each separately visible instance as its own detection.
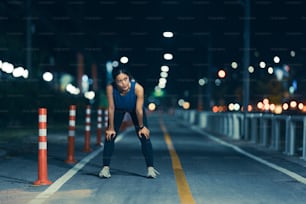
[1,112,306,204]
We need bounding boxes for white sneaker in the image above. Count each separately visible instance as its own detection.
[147,167,160,178]
[99,166,111,178]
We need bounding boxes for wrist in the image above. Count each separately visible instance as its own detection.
[139,125,145,130]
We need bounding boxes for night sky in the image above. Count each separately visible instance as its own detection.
[1,0,306,108]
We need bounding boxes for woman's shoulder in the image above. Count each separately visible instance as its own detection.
[106,83,113,87]
[106,83,115,92]
[133,80,142,87]
[134,81,144,93]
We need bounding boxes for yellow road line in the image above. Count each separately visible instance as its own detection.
[160,121,196,204]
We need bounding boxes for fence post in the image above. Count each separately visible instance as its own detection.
[83,105,92,152]
[284,116,296,155]
[250,116,258,143]
[271,117,280,151]
[260,118,268,146]
[33,108,52,186]
[289,121,296,156]
[302,117,306,160]
[66,105,77,164]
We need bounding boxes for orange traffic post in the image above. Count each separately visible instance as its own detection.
[96,107,102,146]
[83,105,92,152]
[66,105,77,164]
[104,109,108,130]
[33,108,52,186]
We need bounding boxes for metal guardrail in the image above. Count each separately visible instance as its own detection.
[175,109,306,161]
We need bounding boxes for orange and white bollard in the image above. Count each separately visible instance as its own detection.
[33,108,52,186]
[83,105,92,152]
[104,109,108,130]
[66,105,76,164]
[96,107,102,146]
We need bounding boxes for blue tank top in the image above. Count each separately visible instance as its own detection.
[112,81,137,111]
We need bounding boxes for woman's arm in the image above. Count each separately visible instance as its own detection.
[105,84,116,140]
[135,83,144,127]
[135,83,150,138]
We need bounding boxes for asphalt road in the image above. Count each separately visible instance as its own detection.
[1,112,306,204]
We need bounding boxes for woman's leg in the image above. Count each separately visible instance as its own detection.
[102,111,125,166]
[130,109,154,167]
[139,135,154,167]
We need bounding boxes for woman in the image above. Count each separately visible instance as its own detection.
[99,67,159,178]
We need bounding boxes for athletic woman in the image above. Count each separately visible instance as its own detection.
[99,67,159,178]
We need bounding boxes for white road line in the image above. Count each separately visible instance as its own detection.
[27,147,103,204]
[191,126,306,185]
[27,128,132,204]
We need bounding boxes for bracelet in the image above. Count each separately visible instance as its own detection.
[139,125,145,130]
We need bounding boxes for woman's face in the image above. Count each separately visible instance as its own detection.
[115,73,130,92]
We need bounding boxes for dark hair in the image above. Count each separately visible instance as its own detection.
[112,67,132,80]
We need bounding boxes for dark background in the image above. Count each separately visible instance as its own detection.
[1,0,306,127]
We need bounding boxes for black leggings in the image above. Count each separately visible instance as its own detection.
[102,109,154,167]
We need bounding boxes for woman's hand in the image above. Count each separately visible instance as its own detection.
[138,126,150,139]
[105,128,116,141]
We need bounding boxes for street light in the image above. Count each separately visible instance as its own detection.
[242,0,251,139]
[163,53,173,60]
[42,72,53,82]
[163,31,174,38]
[120,56,129,64]
[217,69,226,78]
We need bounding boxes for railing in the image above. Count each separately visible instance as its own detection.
[175,109,306,161]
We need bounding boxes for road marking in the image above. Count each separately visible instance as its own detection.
[191,125,306,185]
[27,147,103,204]
[160,122,196,204]
[27,129,130,204]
